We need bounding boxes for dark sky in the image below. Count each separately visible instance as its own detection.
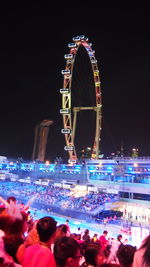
[0,7,150,161]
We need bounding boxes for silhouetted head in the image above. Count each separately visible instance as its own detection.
[117,244,136,267]
[36,216,57,243]
[54,236,81,267]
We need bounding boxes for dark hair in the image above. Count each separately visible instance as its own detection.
[0,215,11,232]
[0,214,27,235]
[84,229,89,235]
[117,234,122,241]
[7,196,16,203]
[54,236,81,267]
[103,230,108,235]
[3,234,23,263]
[57,224,68,234]
[117,244,136,267]
[36,216,57,242]
[84,242,102,266]
[7,218,26,235]
[141,235,150,265]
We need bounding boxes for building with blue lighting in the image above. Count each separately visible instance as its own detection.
[0,157,150,204]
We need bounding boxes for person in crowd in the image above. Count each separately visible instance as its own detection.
[132,235,150,267]
[22,216,57,267]
[76,234,83,244]
[0,180,117,214]
[70,233,78,240]
[50,224,68,253]
[16,219,39,263]
[26,211,33,226]
[99,231,109,252]
[76,234,84,255]
[77,227,82,236]
[65,219,71,236]
[82,242,104,266]
[0,201,27,267]
[3,211,28,263]
[117,244,136,267]
[27,220,34,233]
[55,224,68,241]
[106,235,122,264]
[7,196,17,205]
[3,234,24,264]
[0,237,22,267]
[82,229,91,255]
[54,236,82,267]
[82,229,91,244]
[0,199,28,236]
[91,234,99,244]
[0,196,17,216]
[0,195,29,223]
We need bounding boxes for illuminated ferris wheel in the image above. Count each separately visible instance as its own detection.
[60,35,102,163]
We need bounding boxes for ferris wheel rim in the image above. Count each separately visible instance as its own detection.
[60,35,102,162]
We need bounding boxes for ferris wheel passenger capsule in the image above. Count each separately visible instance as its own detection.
[91,59,97,64]
[60,108,70,114]
[97,104,102,108]
[64,54,73,59]
[66,59,73,64]
[95,81,101,86]
[94,71,99,76]
[64,146,74,151]
[85,46,91,51]
[78,35,85,39]
[72,36,81,42]
[68,159,76,164]
[88,51,95,56]
[61,70,71,75]
[68,43,77,48]
[60,88,70,94]
[61,129,71,134]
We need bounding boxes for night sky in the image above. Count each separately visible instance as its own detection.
[0,7,150,161]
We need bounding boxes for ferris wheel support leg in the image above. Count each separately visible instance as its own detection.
[95,108,100,159]
[72,108,79,143]
[72,111,77,144]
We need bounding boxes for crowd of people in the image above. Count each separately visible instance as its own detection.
[0,194,150,266]
[0,181,117,214]
[122,203,150,224]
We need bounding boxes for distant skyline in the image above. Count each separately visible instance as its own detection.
[0,7,150,161]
